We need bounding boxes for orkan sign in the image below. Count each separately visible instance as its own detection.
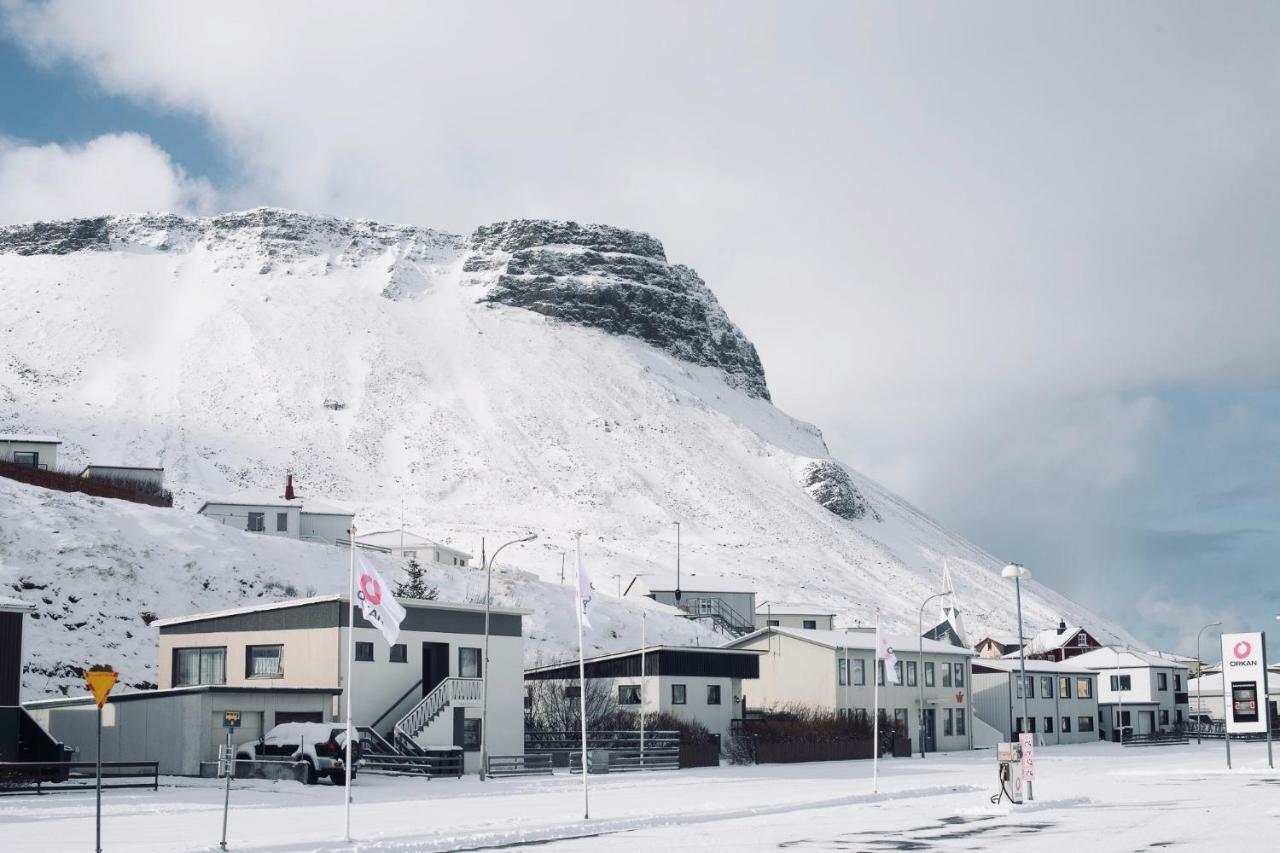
[1220,631,1269,735]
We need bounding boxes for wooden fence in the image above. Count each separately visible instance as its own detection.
[0,461,172,507]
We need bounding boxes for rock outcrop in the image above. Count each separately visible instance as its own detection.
[799,460,879,521]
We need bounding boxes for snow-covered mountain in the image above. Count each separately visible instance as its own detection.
[0,209,1139,697]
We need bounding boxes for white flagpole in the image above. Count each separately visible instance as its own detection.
[344,524,357,842]
[872,612,880,794]
[640,612,646,762]
[575,532,590,819]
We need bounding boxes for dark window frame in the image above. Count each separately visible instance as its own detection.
[459,646,482,678]
[354,641,374,662]
[671,684,687,705]
[706,684,722,705]
[172,646,227,687]
[245,644,284,679]
[619,684,642,705]
[276,512,288,532]
[389,643,408,663]
[462,718,481,751]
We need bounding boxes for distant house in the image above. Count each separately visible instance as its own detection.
[974,635,1022,659]
[0,434,60,470]
[1010,620,1102,662]
[1071,646,1190,740]
[754,602,835,631]
[354,529,472,567]
[625,574,756,637]
[1187,665,1280,724]
[970,658,1100,746]
[80,465,165,490]
[197,475,353,545]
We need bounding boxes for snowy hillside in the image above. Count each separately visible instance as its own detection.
[0,209,1140,697]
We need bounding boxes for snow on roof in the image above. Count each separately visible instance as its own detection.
[754,602,835,616]
[1069,646,1190,670]
[636,573,757,594]
[730,626,974,657]
[1143,650,1199,664]
[525,644,766,675]
[0,434,61,444]
[973,658,1095,675]
[974,634,1020,646]
[355,529,472,557]
[199,489,352,515]
[0,595,35,613]
[1020,625,1087,655]
[80,465,164,473]
[150,594,528,627]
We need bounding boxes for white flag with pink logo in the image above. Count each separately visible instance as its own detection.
[876,623,900,684]
[354,551,407,646]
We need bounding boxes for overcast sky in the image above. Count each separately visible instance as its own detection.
[2,1,1277,657]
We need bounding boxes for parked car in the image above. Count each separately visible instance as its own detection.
[237,723,360,785]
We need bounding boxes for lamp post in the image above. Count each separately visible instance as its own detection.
[1195,621,1222,745]
[479,532,536,779]
[917,591,952,757]
[1001,562,1032,802]
[674,521,681,602]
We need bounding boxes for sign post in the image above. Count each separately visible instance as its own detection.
[220,710,241,851]
[1219,631,1272,770]
[83,667,119,853]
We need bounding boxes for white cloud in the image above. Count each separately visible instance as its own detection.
[0,132,214,224]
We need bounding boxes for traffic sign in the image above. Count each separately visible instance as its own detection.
[222,710,242,729]
[83,669,118,709]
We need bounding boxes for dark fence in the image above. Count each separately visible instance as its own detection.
[527,730,718,769]
[0,461,172,507]
[0,761,159,795]
[679,741,720,768]
[754,739,873,764]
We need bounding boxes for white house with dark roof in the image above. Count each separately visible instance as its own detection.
[0,434,60,470]
[725,626,976,753]
[626,573,756,636]
[354,529,472,567]
[754,602,835,631]
[1071,646,1190,740]
[197,475,353,545]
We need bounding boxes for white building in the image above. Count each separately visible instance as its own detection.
[725,627,976,753]
[626,573,756,636]
[197,476,353,545]
[152,594,528,773]
[970,658,1100,746]
[0,434,60,469]
[79,465,165,490]
[1071,646,1191,740]
[754,602,835,631]
[355,529,472,567]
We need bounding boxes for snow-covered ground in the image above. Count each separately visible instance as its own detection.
[1,741,1273,851]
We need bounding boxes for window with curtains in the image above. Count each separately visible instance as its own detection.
[925,662,935,687]
[852,659,865,686]
[173,647,226,687]
[1044,716,1054,733]
[942,664,952,687]
[953,663,965,687]
[894,660,903,684]
[955,709,966,736]
[1110,674,1131,692]
[245,645,283,678]
[943,708,954,736]
[1016,676,1034,699]
[618,685,641,705]
[459,647,482,678]
[1059,677,1071,699]
[1062,716,1072,733]
[672,684,687,704]
[838,658,849,686]
[1041,676,1054,698]
[906,661,917,687]
[1077,678,1094,699]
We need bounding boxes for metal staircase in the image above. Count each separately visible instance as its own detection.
[392,677,482,753]
[678,596,753,637]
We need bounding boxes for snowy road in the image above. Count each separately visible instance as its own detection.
[0,741,1274,851]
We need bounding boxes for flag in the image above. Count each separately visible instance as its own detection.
[354,551,407,646]
[576,543,593,629]
[877,623,899,684]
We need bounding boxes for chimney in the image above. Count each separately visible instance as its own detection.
[1057,618,1067,635]
[285,474,295,501]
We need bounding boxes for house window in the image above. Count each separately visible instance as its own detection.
[877,660,886,686]
[852,659,865,686]
[1174,674,1182,691]
[276,512,288,532]
[1061,716,1072,733]
[893,708,908,733]
[12,451,38,467]
[1109,674,1131,692]
[1044,716,1054,734]
[707,685,722,705]
[389,644,408,663]
[803,620,817,630]
[1077,678,1093,699]
[1160,709,1170,726]
[1175,709,1183,724]
[1015,717,1023,734]
[619,685,641,705]
[246,644,283,678]
[956,708,966,736]
[247,512,265,532]
[1016,676,1034,699]
[767,619,780,627]
[942,664,952,687]
[173,647,226,687]
[838,658,849,686]
[1119,710,1132,727]
[943,708,954,736]
[354,642,374,662]
[1027,717,1037,733]
[462,718,481,750]
[925,662,935,687]
[1059,677,1071,699]
[1079,716,1095,733]
[854,709,869,725]
[671,684,687,705]
[1041,676,1054,698]
[565,685,581,699]
[953,663,965,687]
[906,661,917,687]
[1076,634,1088,647]
[1157,673,1168,691]
[894,661,903,684]
[697,599,714,616]
[459,647,482,678]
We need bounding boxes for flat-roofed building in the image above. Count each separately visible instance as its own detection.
[971,658,1100,746]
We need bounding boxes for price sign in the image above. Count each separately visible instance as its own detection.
[1019,732,1036,781]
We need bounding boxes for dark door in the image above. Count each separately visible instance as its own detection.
[922,708,937,752]
[422,642,449,696]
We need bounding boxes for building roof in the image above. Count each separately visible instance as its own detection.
[728,626,974,657]
[1069,646,1190,671]
[0,434,61,444]
[525,644,766,676]
[974,634,1021,646]
[754,602,835,617]
[631,572,757,595]
[1018,625,1090,656]
[355,529,472,558]
[198,488,352,516]
[0,595,35,613]
[150,593,529,628]
[80,465,164,474]
[1143,650,1199,665]
[973,658,1096,675]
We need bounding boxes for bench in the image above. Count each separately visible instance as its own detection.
[485,754,553,778]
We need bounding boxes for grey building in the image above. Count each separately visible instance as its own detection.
[970,658,1100,746]
[626,573,756,636]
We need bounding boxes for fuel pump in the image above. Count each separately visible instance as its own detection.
[991,741,1025,804]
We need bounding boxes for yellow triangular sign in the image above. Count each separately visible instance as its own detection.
[84,670,118,709]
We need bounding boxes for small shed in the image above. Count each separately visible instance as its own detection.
[0,434,61,470]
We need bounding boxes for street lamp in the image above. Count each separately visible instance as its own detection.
[1195,621,1222,745]
[917,591,952,757]
[1001,562,1033,802]
[479,532,536,779]
[674,521,681,602]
